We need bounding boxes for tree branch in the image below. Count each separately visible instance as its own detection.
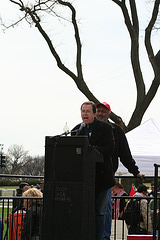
[10,0,24,8]
[57,0,83,80]
[7,0,133,131]
[145,0,160,74]
[12,1,99,102]
[112,0,145,107]
[129,0,139,30]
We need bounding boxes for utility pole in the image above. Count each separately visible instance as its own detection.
[0,144,3,179]
[0,144,6,170]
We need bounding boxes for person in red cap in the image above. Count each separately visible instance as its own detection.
[96,102,144,240]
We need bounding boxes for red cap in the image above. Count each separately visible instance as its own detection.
[97,102,111,112]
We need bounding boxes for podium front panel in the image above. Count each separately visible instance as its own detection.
[41,136,101,240]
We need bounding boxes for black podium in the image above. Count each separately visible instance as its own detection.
[41,136,103,240]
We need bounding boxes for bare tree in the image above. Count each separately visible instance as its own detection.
[4,0,160,131]
[22,156,44,176]
[111,0,160,131]
[7,144,28,174]
[4,145,44,175]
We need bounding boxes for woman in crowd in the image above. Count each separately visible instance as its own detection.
[112,181,127,220]
[21,188,43,240]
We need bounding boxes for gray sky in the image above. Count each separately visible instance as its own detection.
[0,0,160,156]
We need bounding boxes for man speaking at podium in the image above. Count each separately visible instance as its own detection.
[72,101,115,240]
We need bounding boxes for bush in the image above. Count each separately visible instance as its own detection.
[0,179,43,187]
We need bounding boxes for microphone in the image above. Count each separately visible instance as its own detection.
[76,122,86,136]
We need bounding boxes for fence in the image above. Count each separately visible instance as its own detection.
[0,197,43,240]
[111,164,160,240]
[111,195,160,240]
[1,195,159,240]
[0,164,160,240]
[0,174,43,240]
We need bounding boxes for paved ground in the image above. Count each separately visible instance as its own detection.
[111,220,128,240]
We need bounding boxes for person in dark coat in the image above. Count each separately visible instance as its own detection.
[72,101,115,240]
[21,188,43,240]
[96,101,144,240]
[13,182,29,213]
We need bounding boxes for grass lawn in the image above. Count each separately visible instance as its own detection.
[0,186,18,190]
[0,206,12,239]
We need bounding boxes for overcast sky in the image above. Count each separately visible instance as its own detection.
[0,0,160,157]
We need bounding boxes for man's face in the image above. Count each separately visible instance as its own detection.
[96,105,110,122]
[81,104,96,125]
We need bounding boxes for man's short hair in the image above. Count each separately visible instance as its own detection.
[137,184,148,193]
[19,182,29,189]
[81,101,96,113]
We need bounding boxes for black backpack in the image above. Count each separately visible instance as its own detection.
[123,199,142,226]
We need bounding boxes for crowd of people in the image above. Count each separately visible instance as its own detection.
[2,181,43,240]
[111,182,160,237]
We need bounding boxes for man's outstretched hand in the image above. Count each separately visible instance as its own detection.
[137,173,145,181]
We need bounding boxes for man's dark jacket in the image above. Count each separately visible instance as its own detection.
[72,118,115,192]
[109,122,139,175]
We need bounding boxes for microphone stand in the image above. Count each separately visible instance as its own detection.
[53,129,79,138]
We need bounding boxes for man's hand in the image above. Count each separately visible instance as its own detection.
[137,173,145,181]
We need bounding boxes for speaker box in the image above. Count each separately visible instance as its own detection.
[42,136,102,240]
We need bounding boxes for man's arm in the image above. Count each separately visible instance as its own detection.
[114,124,144,180]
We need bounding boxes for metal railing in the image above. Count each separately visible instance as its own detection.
[0,174,43,240]
[0,165,160,240]
[111,195,160,240]
[0,196,43,240]
[1,195,160,240]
